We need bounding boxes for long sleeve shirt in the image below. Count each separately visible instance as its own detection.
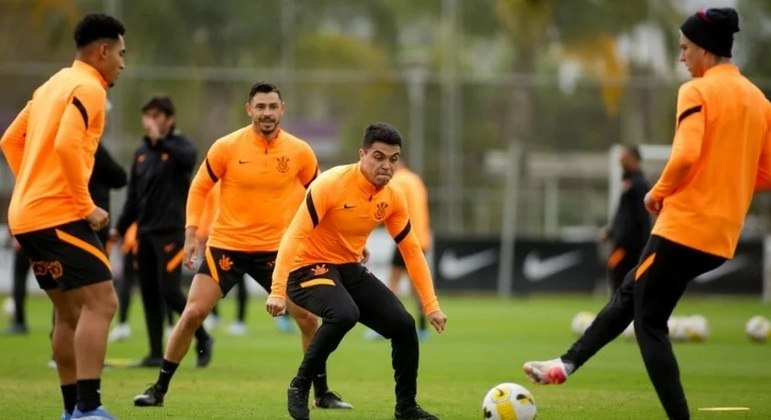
[270,163,441,315]
[1,60,108,234]
[649,64,771,258]
[185,127,318,252]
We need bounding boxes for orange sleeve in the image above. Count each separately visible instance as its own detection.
[755,104,771,191]
[196,183,220,240]
[386,189,440,314]
[297,143,319,188]
[186,140,227,229]
[650,83,704,201]
[0,101,31,175]
[53,85,105,217]
[270,180,333,299]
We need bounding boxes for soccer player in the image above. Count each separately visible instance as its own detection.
[116,95,213,368]
[0,13,125,420]
[387,160,433,340]
[523,8,771,420]
[598,145,650,291]
[133,81,352,411]
[266,122,448,420]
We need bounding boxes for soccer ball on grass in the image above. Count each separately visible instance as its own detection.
[482,382,536,420]
[745,315,770,342]
[570,311,595,337]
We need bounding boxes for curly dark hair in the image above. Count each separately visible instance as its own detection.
[74,13,125,49]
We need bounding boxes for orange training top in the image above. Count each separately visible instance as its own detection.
[1,60,108,234]
[270,163,441,315]
[389,165,432,251]
[649,64,771,258]
[186,127,318,251]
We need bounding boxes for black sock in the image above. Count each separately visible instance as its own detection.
[156,360,179,393]
[61,383,77,415]
[312,368,328,397]
[76,379,101,412]
[291,375,310,390]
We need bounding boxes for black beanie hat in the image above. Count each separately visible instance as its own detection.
[680,8,740,57]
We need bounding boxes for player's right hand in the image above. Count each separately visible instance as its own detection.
[85,207,109,231]
[183,230,201,270]
[265,296,287,317]
[427,310,447,333]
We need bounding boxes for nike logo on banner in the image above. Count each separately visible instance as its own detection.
[343,204,355,209]
[238,160,250,164]
[438,249,498,280]
[523,250,582,282]
[693,256,748,283]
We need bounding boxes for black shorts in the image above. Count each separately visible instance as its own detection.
[14,220,112,291]
[197,246,276,296]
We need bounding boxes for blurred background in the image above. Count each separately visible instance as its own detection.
[1,0,771,296]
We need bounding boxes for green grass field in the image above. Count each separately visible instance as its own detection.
[0,293,769,419]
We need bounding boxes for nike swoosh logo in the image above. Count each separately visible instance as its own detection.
[693,256,748,283]
[523,250,582,282]
[238,160,250,164]
[343,204,355,209]
[438,249,498,280]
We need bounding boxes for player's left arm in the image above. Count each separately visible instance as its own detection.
[649,83,704,202]
[297,142,320,188]
[0,101,30,175]
[386,189,442,319]
[55,84,106,218]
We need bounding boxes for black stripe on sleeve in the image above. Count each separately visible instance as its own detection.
[205,158,219,182]
[72,97,89,129]
[393,221,412,244]
[303,167,318,189]
[677,105,702,126]
[306,191,319,227]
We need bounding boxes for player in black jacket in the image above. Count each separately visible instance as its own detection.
[599,145,651,290]
[116,96,212,368]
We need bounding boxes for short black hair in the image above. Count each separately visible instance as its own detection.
[141,95,175,116]
[248,81,282,101]
[624,144,642,161]
[73,13,125,49]
[362,122,402,149]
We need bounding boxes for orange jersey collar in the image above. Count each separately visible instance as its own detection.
[72,59,108,88]
[354,162,384,198]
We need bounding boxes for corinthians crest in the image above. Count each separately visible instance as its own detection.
[375,202,388,220]
[276,156,290,173]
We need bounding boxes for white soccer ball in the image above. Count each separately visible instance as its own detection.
[668,316,687,341]
[482,382,537,420]
[745,315,770,342]
[570,311,595,337]
[2,297,14,318]
[682,314,709,342]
